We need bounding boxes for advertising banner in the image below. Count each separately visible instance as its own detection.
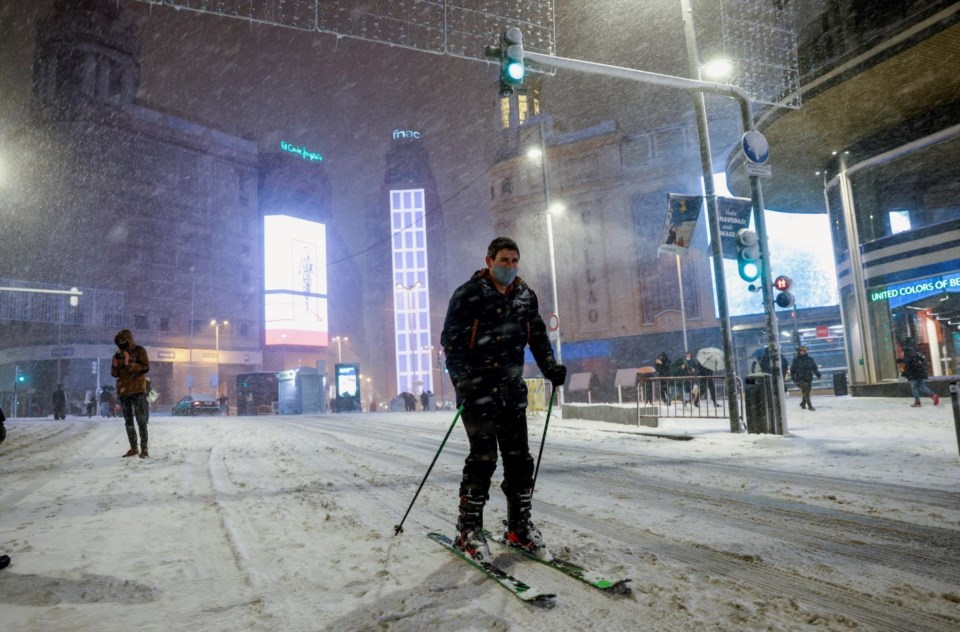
[716,196,754,259]
[658,194,704,256]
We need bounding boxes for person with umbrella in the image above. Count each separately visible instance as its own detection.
[695,347,724,408]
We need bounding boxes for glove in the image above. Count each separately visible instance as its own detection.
[455,376,484,401]
[544,364,567,387]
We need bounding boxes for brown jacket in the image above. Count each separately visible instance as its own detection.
[110,329,150,397]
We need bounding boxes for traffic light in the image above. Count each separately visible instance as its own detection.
[773,275,794,308]
[735,228,761,283]
[16,369,26,384]
[486,28,525,96]
[775,291,795,308]
[91,360,98,374]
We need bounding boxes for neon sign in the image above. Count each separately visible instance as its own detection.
[392,129,421,140]
[279,140,323,162]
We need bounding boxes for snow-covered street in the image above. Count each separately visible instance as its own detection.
[1,395,959,631]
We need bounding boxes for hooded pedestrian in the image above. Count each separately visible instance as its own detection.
[111,329,151,458]
[790,346,822,411]
[897,340,939,407]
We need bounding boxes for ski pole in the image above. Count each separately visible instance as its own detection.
[394,405,464,536]
[532,384,558,490]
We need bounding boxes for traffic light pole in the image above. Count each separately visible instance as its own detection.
[524,49,788,434]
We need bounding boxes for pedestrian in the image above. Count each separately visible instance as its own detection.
[655,351,671,403]
[110,329,151,458]
[218,393,228,416]
[420,390,429,411]
[441,236,566,563]
[0,404,6,444]
[52,384,67,420]
[897,340,939,408]
[697,362,719,408]
[790,346,822,411]
[99,388,113,417]
[84,389,97,418]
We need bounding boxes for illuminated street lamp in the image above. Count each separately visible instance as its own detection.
[528,126,564,403]
[332,335,349,363]
[210,319,228,393]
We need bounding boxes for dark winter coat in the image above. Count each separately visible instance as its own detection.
[898,348,928,381]
[441,269,557,407]
[52,388,67,409]
[110,329,150,397]
[790,354,821,383]
[655,353,671,377]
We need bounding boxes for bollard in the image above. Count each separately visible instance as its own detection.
[951,381,959,457]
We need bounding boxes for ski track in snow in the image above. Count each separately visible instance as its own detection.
[0,398,959,631]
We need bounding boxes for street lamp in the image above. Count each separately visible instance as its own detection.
[210,319,228,394]
[528,122,564,403]
[332,335,349,363]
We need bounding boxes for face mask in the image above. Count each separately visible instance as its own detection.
[491,265,517,287]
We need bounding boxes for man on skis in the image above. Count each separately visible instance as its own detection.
[440,236,566,563]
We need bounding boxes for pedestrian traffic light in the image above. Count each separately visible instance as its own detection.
[775,291,795,308]
[773,275,794,308]
[485,28,525,96]
[735,228,761,283]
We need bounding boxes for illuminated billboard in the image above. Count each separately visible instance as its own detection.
[263,215,328,346]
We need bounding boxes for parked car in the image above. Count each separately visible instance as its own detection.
[171,394,220,416]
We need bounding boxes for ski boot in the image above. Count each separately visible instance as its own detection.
[505,490,552,561]
[454,493,490,563]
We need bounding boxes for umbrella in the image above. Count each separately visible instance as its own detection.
[696,347,725,372]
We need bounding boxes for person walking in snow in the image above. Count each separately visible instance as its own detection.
[52,384,67,420]
[790,346,822,411]
[111,329,151,458]
[441,237,566,563]
[897,339,939,408]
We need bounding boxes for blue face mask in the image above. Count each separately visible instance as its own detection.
[491,265,518,287]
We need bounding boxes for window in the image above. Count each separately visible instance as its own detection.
[159,317,170,331]
[134,314,148,330]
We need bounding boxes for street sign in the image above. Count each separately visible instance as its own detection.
[745,162,772,177]
[742,130,770,164]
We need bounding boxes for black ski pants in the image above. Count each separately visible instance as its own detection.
[459,401,534,504]
[120,392,149,450]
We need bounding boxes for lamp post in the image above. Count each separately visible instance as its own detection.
[529,122,564,403]
[211,319,228,394]
[421,345,435,398]
[332,336,349,363]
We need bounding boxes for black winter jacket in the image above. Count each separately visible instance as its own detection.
[898,348,928,381]
[790,354,821,383]
[441,269,558,405]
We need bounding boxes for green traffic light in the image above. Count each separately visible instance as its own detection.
[505,60,524,83]
[738,260,760,282]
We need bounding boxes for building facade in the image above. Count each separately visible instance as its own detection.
[726,0,960,392]
[0,0,335,415]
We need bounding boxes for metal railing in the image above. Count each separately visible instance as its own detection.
[636,375,745,422]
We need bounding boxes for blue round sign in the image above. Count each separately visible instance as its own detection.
[742,130,770,165]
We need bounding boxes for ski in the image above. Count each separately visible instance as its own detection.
[427,532,556,606]
[487,530,632,595]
